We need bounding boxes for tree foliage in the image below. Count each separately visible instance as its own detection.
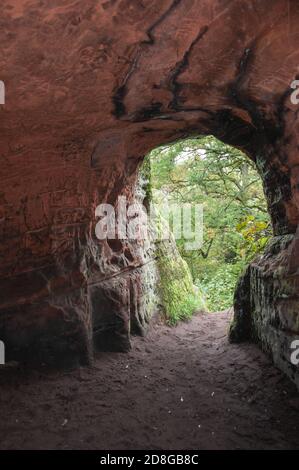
[149,136,272,311]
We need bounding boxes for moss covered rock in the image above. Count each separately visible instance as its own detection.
[155,221,205,325]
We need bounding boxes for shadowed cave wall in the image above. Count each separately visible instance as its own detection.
[0,0,299,387]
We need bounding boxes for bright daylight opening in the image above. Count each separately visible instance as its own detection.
[146,136,272,321]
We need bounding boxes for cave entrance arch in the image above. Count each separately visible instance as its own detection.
[1,0,299,392]
[139,135,272,326]
[89,119,299,392]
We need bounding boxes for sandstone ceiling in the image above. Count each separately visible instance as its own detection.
[1,1,299,379]
[1,1,299,246]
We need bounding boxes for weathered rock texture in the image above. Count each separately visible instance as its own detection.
[1,1,299,384]
[230,235,299,389]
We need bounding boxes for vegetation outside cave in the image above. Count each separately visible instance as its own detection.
[147,136,272,319]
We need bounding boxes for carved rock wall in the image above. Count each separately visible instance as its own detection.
[230,234,299,389]
[1,1,299,384]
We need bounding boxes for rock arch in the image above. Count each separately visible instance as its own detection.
[0,0,299,386]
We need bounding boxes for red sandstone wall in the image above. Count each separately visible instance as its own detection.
[0,1,299,383]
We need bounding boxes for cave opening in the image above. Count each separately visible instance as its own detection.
[1,0,299,452]
[137,135,272,326]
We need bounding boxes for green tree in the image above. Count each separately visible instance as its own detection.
[148,136,272,311]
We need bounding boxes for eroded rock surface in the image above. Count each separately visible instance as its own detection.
[1,0,299,385]
[230,235,299,389]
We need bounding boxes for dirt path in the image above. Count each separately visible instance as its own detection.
[0,311,298,450]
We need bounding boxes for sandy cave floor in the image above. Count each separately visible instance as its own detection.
[0,310,298,450]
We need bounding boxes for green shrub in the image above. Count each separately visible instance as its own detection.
[198,262,246,312]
